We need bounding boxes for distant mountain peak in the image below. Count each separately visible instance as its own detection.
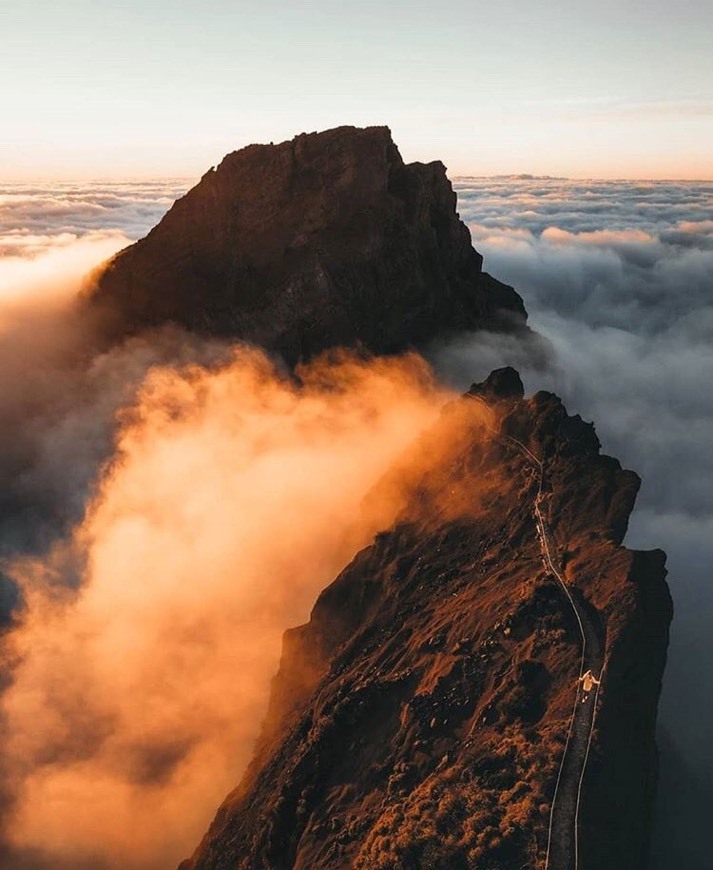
[87,125,528,362]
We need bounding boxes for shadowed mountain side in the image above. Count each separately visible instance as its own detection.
[649,728,713,870]
[86,126,533,363]
[182,370,671,870]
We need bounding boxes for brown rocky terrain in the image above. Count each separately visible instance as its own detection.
[86,126,531,362]
[182,369,671,870]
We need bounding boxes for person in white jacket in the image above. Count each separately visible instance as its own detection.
[579,670,601,700]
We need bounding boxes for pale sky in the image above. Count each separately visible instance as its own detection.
[1,0,711,180]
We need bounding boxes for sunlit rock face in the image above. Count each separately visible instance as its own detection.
[88,126,528,362]
[182,373,671,870]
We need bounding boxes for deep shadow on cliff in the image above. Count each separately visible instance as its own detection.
[182,370,671,870]
[86,126,535,363]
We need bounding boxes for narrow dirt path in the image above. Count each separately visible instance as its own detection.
[504,433,604,870]
[468,395,604,870]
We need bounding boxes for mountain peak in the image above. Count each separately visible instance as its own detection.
[468,366,525,402]
[87,126,528,362]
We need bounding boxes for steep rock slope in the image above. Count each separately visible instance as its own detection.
[183,370,671,870]
[87,126,528,362]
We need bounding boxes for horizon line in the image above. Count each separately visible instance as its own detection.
[1,173,712,185]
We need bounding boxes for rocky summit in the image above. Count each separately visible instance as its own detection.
[87,126,528,362]
[182,370,671,870]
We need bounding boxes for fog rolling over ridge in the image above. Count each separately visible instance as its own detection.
[0,179,455,867]
[436,177,713,869]
[0,181,198,558]
[2,349,445,869]
[0,174,709,866]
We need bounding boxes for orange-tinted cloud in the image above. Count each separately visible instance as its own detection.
[1,348,453,869]
[0,232,126,322]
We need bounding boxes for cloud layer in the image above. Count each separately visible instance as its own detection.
[0,183,461,867]
[1,348,446,869]
[0,181,194,557]
[0,180,186,255]
[436,177,713,868]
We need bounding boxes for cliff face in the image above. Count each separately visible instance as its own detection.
[87,126,527,362]
[183,370,671,870]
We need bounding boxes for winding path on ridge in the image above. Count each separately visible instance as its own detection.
[469,395,605,870]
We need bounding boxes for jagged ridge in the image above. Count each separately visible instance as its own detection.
[182,370,671,870]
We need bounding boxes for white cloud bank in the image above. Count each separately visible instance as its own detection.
[435,177,713,869]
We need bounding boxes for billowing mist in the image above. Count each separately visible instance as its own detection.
[0,241,228,555]
[0,186,454,867]
[436,177,713,869]
[1,348,445,869]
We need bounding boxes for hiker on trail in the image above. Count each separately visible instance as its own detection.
[579,670,601,695]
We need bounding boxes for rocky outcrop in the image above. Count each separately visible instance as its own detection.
[182,371,671,870]
[87,126,529,363]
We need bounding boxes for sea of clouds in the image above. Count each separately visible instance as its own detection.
[0,180,211,559]
[0,180,186,253]
[440,176,713,869]
[0,175,711,867]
